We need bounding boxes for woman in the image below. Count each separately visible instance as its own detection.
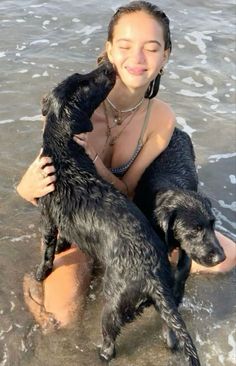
[18,1,236,330]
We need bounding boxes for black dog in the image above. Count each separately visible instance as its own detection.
[134,127,225,346]
[35,62,201,366]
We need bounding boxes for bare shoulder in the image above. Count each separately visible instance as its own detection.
[150,98,175,127]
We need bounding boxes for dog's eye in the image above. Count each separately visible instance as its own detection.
[196,225,203,232]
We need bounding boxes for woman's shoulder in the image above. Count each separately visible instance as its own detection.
[147,98,175,137]
[151,98,175,123]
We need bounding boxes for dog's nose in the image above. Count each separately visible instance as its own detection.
[211,250,226,265]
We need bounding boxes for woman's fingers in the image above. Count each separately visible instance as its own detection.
[43,165,56,176]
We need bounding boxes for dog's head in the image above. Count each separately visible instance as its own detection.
[155,189,226,267]
[42,61,116,137]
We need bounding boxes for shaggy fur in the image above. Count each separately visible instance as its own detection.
[35,62,201,366]
[134,127,226,346]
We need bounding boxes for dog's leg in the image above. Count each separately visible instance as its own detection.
[162,250,192,350]
[36,220,58,282]
[173,249,192,305]
[149,278,200,366]
[99,303,120,362]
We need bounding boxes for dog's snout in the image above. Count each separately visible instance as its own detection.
[206,247,226,266]
[211,250,226,265]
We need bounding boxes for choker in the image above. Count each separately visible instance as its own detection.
[106,96,144,125]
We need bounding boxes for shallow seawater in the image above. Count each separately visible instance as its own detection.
[0,0,235,365]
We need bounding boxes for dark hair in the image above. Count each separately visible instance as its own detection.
[97,1,172,99]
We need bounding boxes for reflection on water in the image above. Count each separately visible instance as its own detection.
[0,0,235,365]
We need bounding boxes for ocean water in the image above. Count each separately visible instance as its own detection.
[0,0,235,365]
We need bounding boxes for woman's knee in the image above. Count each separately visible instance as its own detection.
[24,245,93,330]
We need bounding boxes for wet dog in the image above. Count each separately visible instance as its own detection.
[134,127,225,346]
[35,62,201,365]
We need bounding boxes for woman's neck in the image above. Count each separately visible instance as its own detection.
[107,79,147,111]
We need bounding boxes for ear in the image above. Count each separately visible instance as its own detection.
[70,107,93,134]
[164,209,177,248]
[106,41,114,63]
[161,49,170,69]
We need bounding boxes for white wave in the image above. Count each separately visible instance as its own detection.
[29,2,47,8]
[81,38,90,45]
[11,234,33,242]
[0,344,8,366]
[17,69,28,74]
[0,325,13,337]
[177,87,219,102]
[229,175,236,184]
[208,152,236,162]
[0,119,14,125]
[204,76,214,85]
[72,18,80,23]
[10,301,15,312]
[228,331,236,365]
[16,44,26,51]
[182,77,203,88]
[224,56,231,63]
[30,39,50,45]
[16,19,26,23]
[176,116,196,137]
[218,200,236,212]
[169,71,179,79]
[76,25,102,36]
[32,74,41,78]
[184,31,214,53]
[19,115,41,122]
[0,52,6,58]
[213,207,236,231]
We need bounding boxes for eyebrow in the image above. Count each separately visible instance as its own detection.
[116,38,162,47]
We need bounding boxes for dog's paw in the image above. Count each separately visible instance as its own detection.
[99,344,116,363]
[35,264,52,282]
[162,324,178,350]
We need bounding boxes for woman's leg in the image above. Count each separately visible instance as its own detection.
[191,231,236,273]
[23,245,93,332]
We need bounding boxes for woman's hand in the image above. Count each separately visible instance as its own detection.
[73,133,97,161]
[16,149,56,206]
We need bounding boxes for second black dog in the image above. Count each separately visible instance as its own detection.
[134,127,226,346]
[35,63,201,366]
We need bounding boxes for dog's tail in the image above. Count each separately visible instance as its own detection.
[148,278,201,366]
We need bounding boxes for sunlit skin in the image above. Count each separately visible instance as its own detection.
[18,9,236,330]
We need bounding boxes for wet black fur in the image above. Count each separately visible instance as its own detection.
[134,127,225,345]
[36,62,201,366]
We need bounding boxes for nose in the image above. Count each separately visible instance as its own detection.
[132,47,145,63]
[209,248,226,265]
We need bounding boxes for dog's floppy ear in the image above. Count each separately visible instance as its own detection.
[70,107,93,134]
[164,209,177,248]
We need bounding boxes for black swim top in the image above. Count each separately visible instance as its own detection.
[111,100,152,177]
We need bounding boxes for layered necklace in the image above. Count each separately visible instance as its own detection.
[106,96,144,126]
[103,97,144,146]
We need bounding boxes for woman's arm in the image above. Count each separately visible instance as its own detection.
[16,150,56,205]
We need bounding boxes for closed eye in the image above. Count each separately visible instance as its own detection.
[145,49,158,53]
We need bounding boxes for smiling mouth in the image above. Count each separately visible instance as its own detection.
[125,66,147,76]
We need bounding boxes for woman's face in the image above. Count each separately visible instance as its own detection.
[106,11,169,93]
